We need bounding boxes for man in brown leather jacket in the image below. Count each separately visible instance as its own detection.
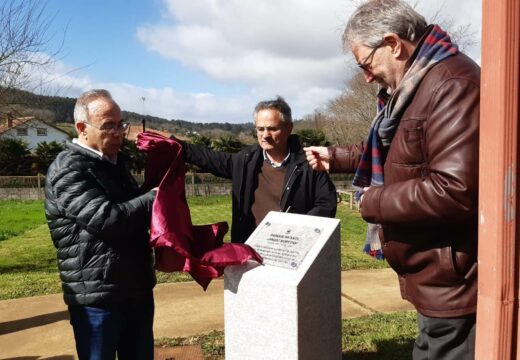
[305,1,479,359]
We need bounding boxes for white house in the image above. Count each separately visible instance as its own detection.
[0,116,71,149]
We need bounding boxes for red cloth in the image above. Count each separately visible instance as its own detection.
[136,132,262,290]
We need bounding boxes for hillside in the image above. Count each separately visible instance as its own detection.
[0,87,255,140]
[0,88,328,147]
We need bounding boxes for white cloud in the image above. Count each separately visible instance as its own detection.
[134,0,481,121]
[26,59,255,123]
[15,53,93,97]
[103,84,339,124]
[28,0,482,123]
[136,0,352,89]
[134,0,354,120]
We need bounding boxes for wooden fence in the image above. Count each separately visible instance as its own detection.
[0,174,354,201]
[337,189,360,210]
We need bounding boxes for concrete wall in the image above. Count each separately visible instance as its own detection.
[0,177,351,200]
[0,185,233,200]
[0,188,45,200]
[0,173,236,200]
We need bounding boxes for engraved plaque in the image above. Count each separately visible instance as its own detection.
[247,221,322,270]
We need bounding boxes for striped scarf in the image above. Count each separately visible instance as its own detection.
[354,25,458,259]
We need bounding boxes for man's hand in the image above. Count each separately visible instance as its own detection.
[304,146,330,171]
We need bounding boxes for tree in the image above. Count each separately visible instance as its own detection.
[295,128,331,147]
[0,0,61,117]
[0,137,31,175]
[211,135,244,153]
[190,133,211,147]
[120,139,146,174]
[32,140,64,174]
[321,72,378,145]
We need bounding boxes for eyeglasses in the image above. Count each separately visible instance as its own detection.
[357,45,382,72]
[255,125,284,133]
[83,121,130,133]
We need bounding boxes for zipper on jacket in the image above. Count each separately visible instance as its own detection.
[280,164,300,212]
[237,153,249,221]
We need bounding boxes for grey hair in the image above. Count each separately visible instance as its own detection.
[344,0,427,49]
[253,96,292,124]
[73,89,114,124]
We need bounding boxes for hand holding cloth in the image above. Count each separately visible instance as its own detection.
[136,131,262,290]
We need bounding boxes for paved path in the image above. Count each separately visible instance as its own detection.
[0,268,413,359]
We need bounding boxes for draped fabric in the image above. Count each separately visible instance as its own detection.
[136,132,262,290]
[353,25,459,259]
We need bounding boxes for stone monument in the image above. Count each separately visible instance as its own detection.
[224,211,341,360]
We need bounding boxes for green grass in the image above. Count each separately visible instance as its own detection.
[187,195,232,243]
[0,225,62,298]
[338,206,388,270]
[0,197,387,300]
[341,311,417,359]
[0,200,46,240]
[155,311,418,360]
[0,197,412,359]
[0,196,233,299]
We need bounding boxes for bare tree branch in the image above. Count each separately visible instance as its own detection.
[319,72,378,145]
[0,0,63,118]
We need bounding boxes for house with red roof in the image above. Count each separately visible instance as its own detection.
[0,116,71,149]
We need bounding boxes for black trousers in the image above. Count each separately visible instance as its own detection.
[412,312,476,360]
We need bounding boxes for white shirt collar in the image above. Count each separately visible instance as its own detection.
[72,138,118,164]
[263,150,290,168]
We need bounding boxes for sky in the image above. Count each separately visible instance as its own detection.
[31,0,482,123]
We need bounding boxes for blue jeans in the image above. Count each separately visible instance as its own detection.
[68,292,154,360]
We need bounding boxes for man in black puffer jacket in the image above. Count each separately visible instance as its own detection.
[45,89,156,360]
